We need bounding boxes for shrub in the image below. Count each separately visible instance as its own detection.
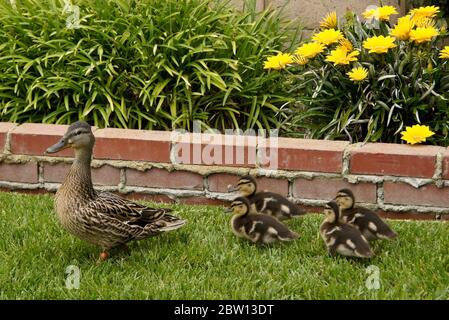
[0,0,300,131]
[266,4,449,145]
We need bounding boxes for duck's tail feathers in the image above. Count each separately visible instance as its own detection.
[158,214,187,232]
[159,219,187,232]
[377,229,398,240]
[291,206,306,217]
[279,231,299,241]
[357,249,374,259]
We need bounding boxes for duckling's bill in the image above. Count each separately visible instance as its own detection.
[227,184,239,192]
[224,207,233,213]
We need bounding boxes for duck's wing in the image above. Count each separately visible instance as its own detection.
[253,192,304,218]
[336,224,374,258]
[87,191,169,224]
[79,205,183,245]
[353,208,397,240]
[243,215,298,243]
[255,214,299,239]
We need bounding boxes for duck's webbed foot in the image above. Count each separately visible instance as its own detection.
[98,251,110,263]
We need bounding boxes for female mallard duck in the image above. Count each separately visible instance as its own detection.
[334,189,397,241]
[229,175,304,220]
[320,201,373,258]
[45,121,186,261]
[226,196,299,245]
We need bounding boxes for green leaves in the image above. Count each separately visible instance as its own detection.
[0,0,300,131]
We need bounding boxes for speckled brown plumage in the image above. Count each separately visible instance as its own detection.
[48,121,186,257]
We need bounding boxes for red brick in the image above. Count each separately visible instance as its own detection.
[297,205,436,221]
[350,143,443,178]
[443,148,449,179]
[384,182,449,207]
[172,133,257,167]
[43,162,120,186]
[180,196,226,206]
[91,165,121,186]
[260,138,348,172]
[207,173,240,192]
[296,206,323,214]
[126,168,203,190]
[43,162,70,183]
[255,176,289,196]
[93,128,171,163]
[10,123,74,157]
[207,173,289,196]
[293,177,377,203]
[0,162,38,183]
[379,211,436,221]
[0,122,17,152]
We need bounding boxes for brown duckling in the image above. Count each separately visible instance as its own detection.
[229,175,304,221]
[46,121,186,261]
[335,189,397,241]
[320,201,374,258]
[226,197,299,245]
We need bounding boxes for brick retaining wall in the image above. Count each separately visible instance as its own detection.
[1,122,449,220]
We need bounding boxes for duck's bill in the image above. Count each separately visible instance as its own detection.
[45,138,67,154]
[224,207,233,213]
[227,184,239,192]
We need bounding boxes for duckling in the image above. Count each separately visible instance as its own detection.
[45,121,186,261]
[335,188,397,241]
[226,197,299,245]
[229,175,304,220]
[320,201,373,258]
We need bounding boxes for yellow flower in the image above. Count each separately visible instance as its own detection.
[347,67,368,82]
[295,42,325,59]
[390,16,413,40]
[410,5,440,20]
[263,53,293,70]
[363,5,398,21]
[338,38,354,52]
[363,35,397,54]
[363,8,378,20]
[439,46,449,59]
[320,11,338,29]
[325,47,359,65]
[378,6,399,20]
[400,124,435,144]
[413,16,436,28]
[409,27,439,44]
[312,29,344,46]
[293,55,308,65]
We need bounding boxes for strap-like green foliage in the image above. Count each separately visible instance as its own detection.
[0,0,300,131]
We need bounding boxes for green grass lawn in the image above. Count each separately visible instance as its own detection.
[0,191,448,300]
